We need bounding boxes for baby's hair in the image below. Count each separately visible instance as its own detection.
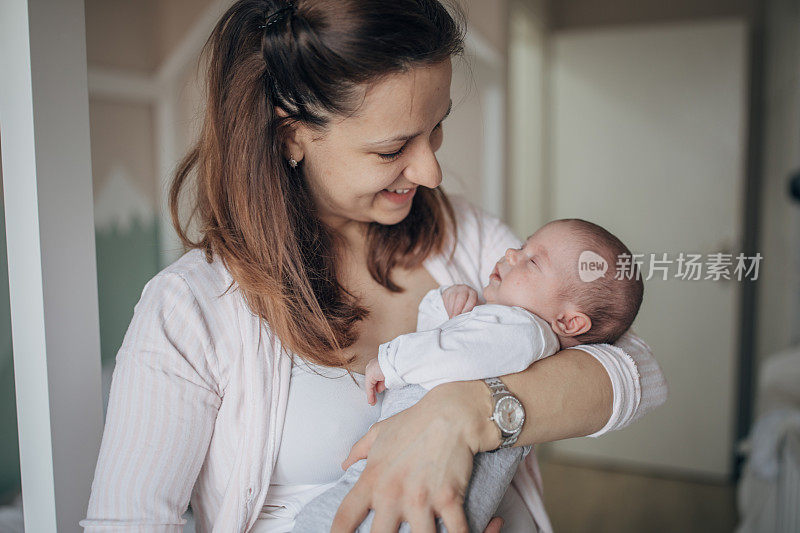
[552,219,643,345]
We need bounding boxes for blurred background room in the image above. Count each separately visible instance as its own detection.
[1,0,799,531]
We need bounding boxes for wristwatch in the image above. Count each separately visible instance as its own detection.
[483,377,525,449]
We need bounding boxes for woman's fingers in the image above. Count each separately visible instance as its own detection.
[483,516,505,532]
[369,510,402,533]
[331,481,371,533]
[341,426,378,470]
[437,501,469,533]
[406,507,436,533]
[336,384,481,533]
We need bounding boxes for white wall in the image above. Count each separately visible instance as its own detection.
[540,19,749,478]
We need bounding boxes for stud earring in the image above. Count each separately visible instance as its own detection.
[289,158,298,168]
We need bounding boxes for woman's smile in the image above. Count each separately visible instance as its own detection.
[379,187,417,205]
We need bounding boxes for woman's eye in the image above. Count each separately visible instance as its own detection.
[378,145,406,160]
[378,122,442,161]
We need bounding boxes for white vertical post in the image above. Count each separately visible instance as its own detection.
[508,0,551,236]
[155,80,184,268]
[0,0,104,531]
[481,80,505,218]
[465,31,506,219]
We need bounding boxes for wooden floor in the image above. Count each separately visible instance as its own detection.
[538,458,739,532]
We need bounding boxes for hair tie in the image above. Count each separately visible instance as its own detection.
[259,2,296,30]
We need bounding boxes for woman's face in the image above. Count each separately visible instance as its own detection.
[288,59,453,231]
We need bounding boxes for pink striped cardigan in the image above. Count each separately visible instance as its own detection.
[82,198,668,532]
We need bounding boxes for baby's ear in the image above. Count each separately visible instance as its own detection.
[551,311,592,337]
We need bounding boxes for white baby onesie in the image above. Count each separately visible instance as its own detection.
[378,286,561,391]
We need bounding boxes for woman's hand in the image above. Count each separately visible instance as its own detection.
[332,381,501,533]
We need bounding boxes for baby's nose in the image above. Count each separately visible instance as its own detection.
[505,248,518,264]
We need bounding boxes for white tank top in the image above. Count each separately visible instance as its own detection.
[253,357,383,532]
[252,358,538,532]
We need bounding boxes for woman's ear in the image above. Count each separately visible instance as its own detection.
[551,311,592,338]
[275,106,305,163]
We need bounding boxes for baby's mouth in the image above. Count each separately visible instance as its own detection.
[490,265,501,282]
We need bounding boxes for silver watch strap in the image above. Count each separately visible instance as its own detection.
[501,433,519,448]
[484,376,508,395]
[483,377,521,449]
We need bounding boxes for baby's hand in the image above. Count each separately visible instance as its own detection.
[364,358,386,405]
[442,284,479,318]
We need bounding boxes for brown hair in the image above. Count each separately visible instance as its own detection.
[554,219,644,345]
[169,0,463,366]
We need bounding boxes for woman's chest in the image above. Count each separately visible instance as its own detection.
[344,265,439,372]
[271,360,381,485]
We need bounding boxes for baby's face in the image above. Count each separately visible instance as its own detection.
[482,222,577,321]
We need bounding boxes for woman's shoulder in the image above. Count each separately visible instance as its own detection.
[125,250,258,378]
[148,249,235,299]
[112,249,243,401]
[136,249,242,325]
[160,248,233,286]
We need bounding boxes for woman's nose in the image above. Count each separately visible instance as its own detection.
[403,143,442,189]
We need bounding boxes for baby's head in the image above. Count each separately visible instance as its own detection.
[483,219,643,347]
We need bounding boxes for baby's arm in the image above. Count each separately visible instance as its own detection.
[378,304,561,391]
[415,287,450,331]
[363,285,480,404]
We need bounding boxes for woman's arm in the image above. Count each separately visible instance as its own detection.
[343,329,666,459]
[81,273,221,532]
[331,348,606,532]
[471,347,614,449]
[333,337,665,532]
[477,328,667,447]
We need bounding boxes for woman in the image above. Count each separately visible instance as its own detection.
[82,1,667,532]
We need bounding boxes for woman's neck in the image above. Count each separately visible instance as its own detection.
[322,216,370,262]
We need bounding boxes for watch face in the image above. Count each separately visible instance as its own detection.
[495,396,525,433]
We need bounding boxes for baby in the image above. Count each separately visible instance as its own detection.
[293,218,643,532]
